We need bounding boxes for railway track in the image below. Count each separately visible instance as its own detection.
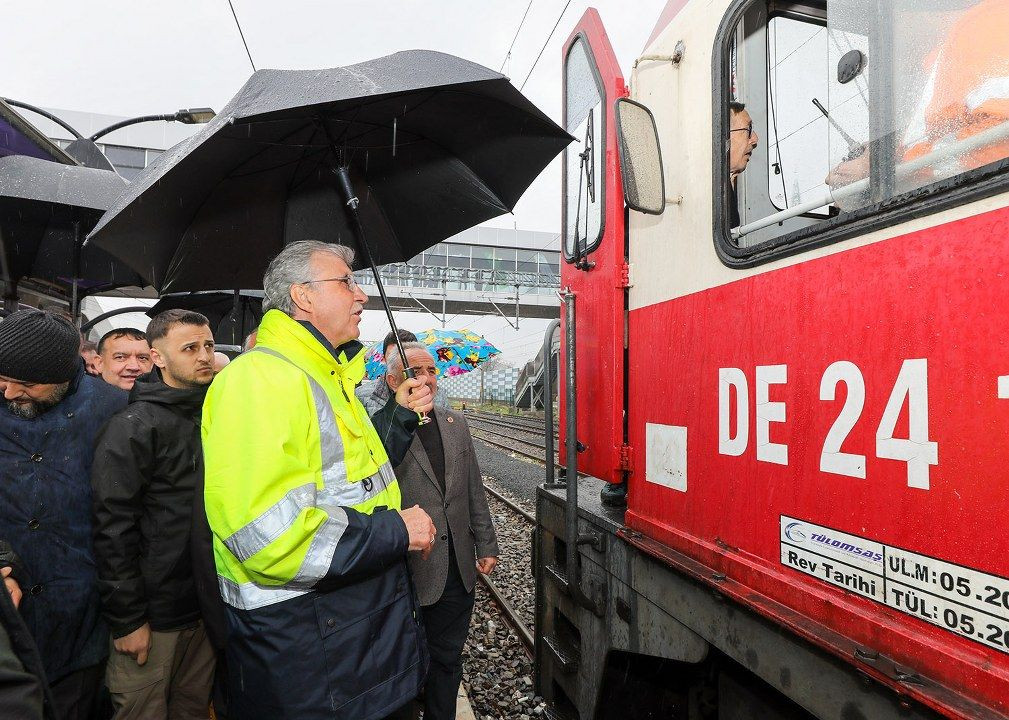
[483,483,535,524]
[478,573,534,655]
[470,427,553,463]
[462,435,546,714]
[460,412,550,656]
[464,409,558,436]
[478,482,535,656]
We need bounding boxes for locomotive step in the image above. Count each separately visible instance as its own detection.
[544,562,570,594]
[543,706,578,720]
[543,633,580,674]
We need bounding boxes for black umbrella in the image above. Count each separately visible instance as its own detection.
[87,49,569,389]
[0,155,141,313]
[147,290,263,347]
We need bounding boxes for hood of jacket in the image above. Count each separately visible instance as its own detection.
[129,368,208,419]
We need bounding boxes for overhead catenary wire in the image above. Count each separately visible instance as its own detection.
[501,0,537,73]
[227,0,257,73]
[520,0,573,92]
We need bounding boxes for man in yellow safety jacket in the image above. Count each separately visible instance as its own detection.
[202,240,436,720]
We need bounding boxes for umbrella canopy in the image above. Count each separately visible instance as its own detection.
[86,50,571,294]
[147,290,263,346]
[365,328,500,380]
[0,155,141,292]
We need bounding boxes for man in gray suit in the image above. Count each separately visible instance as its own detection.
[380,341,499,720]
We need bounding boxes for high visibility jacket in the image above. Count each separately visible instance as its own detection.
[202,309,426,719]
[903,0,1009,175]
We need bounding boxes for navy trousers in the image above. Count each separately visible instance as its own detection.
[419,545,475,720]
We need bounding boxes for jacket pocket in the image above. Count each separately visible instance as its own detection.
[105,634,169,693]
[314,567,422,712]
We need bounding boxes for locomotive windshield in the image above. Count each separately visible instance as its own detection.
[563,36,604,261]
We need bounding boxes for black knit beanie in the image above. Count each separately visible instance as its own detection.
[0,310,80,384]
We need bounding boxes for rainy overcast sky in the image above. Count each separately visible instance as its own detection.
[3,0,667,234]
[8,1,668,363]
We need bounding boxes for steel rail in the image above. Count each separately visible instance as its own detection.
[470,430,559,467]
[477,572,535,656]
[465,410,557,432]
[482,484,535,524]
[469,424,550,449]
[467,414,559,439]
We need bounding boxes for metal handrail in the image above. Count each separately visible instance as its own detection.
[542,318,561,487]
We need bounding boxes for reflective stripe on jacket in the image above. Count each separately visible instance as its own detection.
[202,310,403,610]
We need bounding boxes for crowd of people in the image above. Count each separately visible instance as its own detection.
[0,239,499,720]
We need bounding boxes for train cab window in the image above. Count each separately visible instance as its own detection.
[765,15,832,216]
[717,0,1009,259]
[563,36,605,263]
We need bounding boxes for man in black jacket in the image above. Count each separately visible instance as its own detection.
[92,309,217,718]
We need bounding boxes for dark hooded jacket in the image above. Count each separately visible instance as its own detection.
[0,363,127,682]
[91,370,209,638]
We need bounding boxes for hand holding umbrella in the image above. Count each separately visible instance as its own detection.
[392,373,434,418]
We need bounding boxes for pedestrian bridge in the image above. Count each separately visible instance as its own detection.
[353,226,561,327]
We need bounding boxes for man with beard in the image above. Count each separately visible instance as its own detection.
[0,309,127,720]
[91,309,218,719]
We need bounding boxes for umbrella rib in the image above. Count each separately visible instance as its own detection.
[288,121,338,194]
[243,83,554,139]
[333,102,365,148]
[285,125,323,196]
[221,118,333,181]
[332,89,527,210]
[226,146,329,180]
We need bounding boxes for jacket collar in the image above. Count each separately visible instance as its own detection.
[129,368,208,419]
[296,320,363,365]
[65,360,85,399]
[257,310,366,384]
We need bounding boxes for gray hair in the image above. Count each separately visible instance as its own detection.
[261,240,356,315]
[385,341,431,375]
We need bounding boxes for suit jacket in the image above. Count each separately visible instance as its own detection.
[394,407,499,606]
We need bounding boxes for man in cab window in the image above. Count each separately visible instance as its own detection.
[728,100,759,228]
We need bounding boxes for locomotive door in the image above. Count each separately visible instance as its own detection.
[559,9,628,485]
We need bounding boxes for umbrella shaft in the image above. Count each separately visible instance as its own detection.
[331,166,420,411]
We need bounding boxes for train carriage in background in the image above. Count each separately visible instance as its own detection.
[536,0,1009,718]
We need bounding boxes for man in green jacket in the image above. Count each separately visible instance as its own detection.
[202,240,436,720]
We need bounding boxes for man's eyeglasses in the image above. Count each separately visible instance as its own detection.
[301,275,360,292]
[730,123,754,139]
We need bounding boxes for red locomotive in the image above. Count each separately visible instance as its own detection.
[538,1,1009,718]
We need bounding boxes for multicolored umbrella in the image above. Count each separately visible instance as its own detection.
[364,328,501,379]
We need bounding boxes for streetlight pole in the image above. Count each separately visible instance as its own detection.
[89,108,216,142]
[0,100,214,314]
[1,100,215,172]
